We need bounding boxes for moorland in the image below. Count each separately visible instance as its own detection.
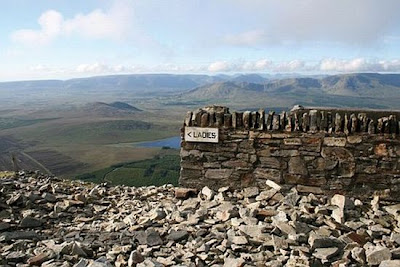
[1,72,400,186]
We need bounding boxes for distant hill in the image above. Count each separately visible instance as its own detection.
[0,74,225,95]
[0,74,226,108]
[179,73,400,109]
[260,73,400,98]
[263,77,322,93]
[183,81,264,99]
[231,74,267,83]
[2,72,400,109]
[80,101,142,117]
[64,74,226,93]
[320,73,400,97]
[2,73,400,97]
[106,101,142,111]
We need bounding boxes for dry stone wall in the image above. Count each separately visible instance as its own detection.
[180,106,400,199]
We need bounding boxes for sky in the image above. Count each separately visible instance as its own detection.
[1,0,400,81]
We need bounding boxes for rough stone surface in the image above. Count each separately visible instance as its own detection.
[379,260,400,267]
[331,194,355,210]
[20,216,43,228]
[180,106,400,200]
[366,246,392,266]
[0,171,399,266]
[312,247,339,260]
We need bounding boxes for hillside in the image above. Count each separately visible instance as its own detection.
[78,102,142,117]
[179,73,400,109]
[2,73,400,110]
[183,81,264,99]
[231,74,267,83]
[265,73,400,98]
[0,74,225,95]
[107,101,142,111]
[3,72,400,181]
[1,171,399,266]
[0,74,225,109]
[320,73,400,97]
[2,73,400,99]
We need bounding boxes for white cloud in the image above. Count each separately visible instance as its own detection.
[21,58,400,80]
[12,10,63,45]
[254,59,271,70]
[75,63,131,74]
[275,60,306,72]
[380,60,400,72]
[207,59,307,73]
[206,58,400,73]
[319,58,400,72]
[208,61,235,72]
[63,1,133,40]
[11,1,133,45]
[76,63,109,73]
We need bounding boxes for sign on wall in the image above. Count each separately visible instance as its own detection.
[184,127,219,143]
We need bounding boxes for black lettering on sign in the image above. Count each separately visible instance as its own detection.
[184,127,219,143]
[193,131,215,139]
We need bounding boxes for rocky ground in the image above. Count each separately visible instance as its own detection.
[0,171,400,267]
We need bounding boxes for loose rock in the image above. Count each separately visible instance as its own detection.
[0,171,399,266]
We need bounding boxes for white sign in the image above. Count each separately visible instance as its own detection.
[184,127,219,143]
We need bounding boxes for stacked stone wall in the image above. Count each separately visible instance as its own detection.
[180,106,400,199]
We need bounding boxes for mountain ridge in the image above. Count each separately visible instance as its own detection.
[182,73,400,98]
[1,73,400,97]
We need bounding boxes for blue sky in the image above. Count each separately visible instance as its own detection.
[1,0,400,81]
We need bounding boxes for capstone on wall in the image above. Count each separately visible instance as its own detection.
[179,105,400,200]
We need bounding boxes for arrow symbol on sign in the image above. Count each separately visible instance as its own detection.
[187,132,192,137]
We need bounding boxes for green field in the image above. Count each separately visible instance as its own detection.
[15,119,178,146]
[0,117,57,130]
[75,150,180,187]
[1,112,181,178]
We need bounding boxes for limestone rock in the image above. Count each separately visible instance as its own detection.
[331,194,354,210]
[20,216,43,228]
[6,251,26,262]
[27,251,55,265]
[351,247,366,264]
[174,188,197,199]
[242,187,259,198]
[379,260,400,267]
[166,230,189,242]
[265,179,281,190]
[201,186,214,200]
[223,257,245,267]
[313,247,339,260]
[145,230,163,247]
[0,222,11,231]
[0,171,399,267]
[42,192,57,203]
[366,246,392,266]
[128,251,144,267]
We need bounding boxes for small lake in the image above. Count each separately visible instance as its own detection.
[135,136,181,149]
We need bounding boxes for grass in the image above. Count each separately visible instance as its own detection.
[0,117,57,130]
[16,119,178,146]
[0,171,15,178]
[3,114,180,178]
[75,167,115,184]
[75,151,180,187]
